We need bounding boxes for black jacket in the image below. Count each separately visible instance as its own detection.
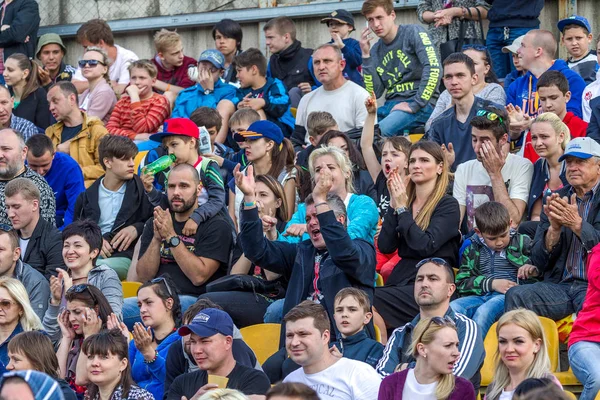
[0,0,39,60]
[74,175,154,259]
[20,217,65,279]
[527,158,568,220]
[588,97,600,143]
[485,0,544,28]
[12,86,51,130]
[267,40,315,92]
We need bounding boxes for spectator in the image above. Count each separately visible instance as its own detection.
[168,308,271,399]
[46,81,109,187]
[452,202,536,337]
[5,178,65,279]
[74,135,153,280]
[25,134,85,230]
[558,16,598,85]
[568,242,600,400]
[200,390,248,400]
[172,49,236,143]
[51,284,113,398]
[282,301,382,398]
[82,329,154,400]
[502,35,527,91]
[35,33,76,91]
[213,19,243,85]
[135,163,233,309]
[453,106,533,232]
[0,128,56,226]
[201,174,289,328]
[0,370,65,400]
[263,16,316,108]
[44,221,123,333]
[417,0,488,57]
[77,47,117,125]
[331,288,383,368]
[228,108,260,154]
[151,29,197,97]
[361,0,441,136]
[233,48,295,138]
[6,331,77,400]
[513,378,562,400]
[291,44,370,151]
[0,277,43,375]
[505,137,600,320]
[524,113,570,228]
[582,35,600,123]
[426,45,506,133]
[265,383,319,400]
[428,52,502,170]
[374,141,461,333]
[0,85,40,140]
[106,60,171,141]
[320,9,363,87]
[72,19,139,96]
[378,317,476,400]
[4,53,51,130]
[588,97,600,141]
[484,0,544,79]
[295,111,339,173]
[376,258,484,388]
[164,299,260,397]
[0,0,39,64]
[484,309,560,400]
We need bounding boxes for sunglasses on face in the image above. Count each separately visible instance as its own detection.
[0,299,16,311]
[78,59,106,68]
[151,276,174,298]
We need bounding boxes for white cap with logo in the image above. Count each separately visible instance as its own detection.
[559,137,600,162]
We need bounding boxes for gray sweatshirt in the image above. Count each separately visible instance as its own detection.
[363,24,441,113]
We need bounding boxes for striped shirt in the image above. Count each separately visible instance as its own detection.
[10,114,40,139]
[477,235,518,283]
[106,93,171,139]
[563,181,600,281]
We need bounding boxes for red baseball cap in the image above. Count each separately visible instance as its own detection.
[150,118,199,142]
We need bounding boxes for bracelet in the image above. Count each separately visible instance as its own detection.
[165,84,171,92]
[315,202,329,208]
[143,350,158,364]
[244,201,256,208]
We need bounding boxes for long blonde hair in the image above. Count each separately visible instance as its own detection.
[531,113,571,151]
[0,277,42,331]
[406,141,449,230]
[308,146,355,194]
[485,309,552,400]
[409,317,457,400]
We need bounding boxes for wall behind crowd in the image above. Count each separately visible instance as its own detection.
[51,0,598,65]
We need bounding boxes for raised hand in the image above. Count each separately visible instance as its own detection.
[82,307,103,338]
[365,91,377,114]
[234,164,256,197]
[359,27,373,56]
[107,313,130,340]
[132,322,155,360]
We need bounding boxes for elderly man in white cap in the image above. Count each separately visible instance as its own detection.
[505,136,600,320]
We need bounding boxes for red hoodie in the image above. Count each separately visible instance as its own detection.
[569,243,600,347]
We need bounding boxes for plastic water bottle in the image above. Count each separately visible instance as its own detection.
[143,154,176,175]
[198,126,212,154]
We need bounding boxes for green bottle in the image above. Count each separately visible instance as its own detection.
[143,154,176,175]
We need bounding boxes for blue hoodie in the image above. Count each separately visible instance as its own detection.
[172,79,237,118]
[506,59,586,118]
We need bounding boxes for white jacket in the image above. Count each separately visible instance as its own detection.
[582,69,600,122]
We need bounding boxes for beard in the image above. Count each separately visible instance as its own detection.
[0,158,22,180]
[168,192,198,213]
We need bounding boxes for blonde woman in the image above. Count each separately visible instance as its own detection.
[78,47,117,124]
[484,309,562,400]
[0,277,43,375]
[379,317,476,400]
[199,389,249,400]
[373,141,461,337]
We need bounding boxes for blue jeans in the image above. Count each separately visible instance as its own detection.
[569,341,600,400]
[377,102,433,137]
[450,292,505,337]
[263,298,285,323]
[486,27,537,80]
[123,294,198,330]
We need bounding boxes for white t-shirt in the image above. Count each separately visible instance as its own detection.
[402,368,437,400]
[73,44,139,84]
[499,389,515,400]
[295,81,372,146]
[283,357,381,400]
[453,153,533,231]
[19,237,30,258]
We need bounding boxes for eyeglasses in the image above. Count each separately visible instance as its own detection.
[0,299,16,311]
[415,257,451,269]
[151,277,174,298]
[78,59,106,68]
[462,44,488,51]
[0,224,12,232]
[67,284,98,304]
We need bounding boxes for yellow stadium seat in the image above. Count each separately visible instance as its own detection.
[290,107,297,118]
[375,273,384,287]
[595,388,600,400]
[122,281,142,298]
[134,150,149,174]
[408,133,423,143]
[240,323,281,365]
[564,391,577,400]
[480,317,559,387]
[554,368,581,386]
[374,324,382,343]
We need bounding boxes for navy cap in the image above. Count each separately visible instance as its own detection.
[557,15,592,34]
[199,49,225,70]
[321,9,355,29]
[178,308,234,338]
[559,137,600,162]
[234,120,284,145]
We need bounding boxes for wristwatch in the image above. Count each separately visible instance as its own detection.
[394,206,408,215]
[203,88,214,95]
[167,236,181,248]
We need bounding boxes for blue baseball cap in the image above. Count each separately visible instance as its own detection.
[198,49,225,70]
[557,16,592,34]
[234,120,284,145]
[558,137,600,162]
[178,308,234,338]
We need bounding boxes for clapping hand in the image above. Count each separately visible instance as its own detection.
[132,322,155,360]
[387,169,408,209]
[107,313,130,340]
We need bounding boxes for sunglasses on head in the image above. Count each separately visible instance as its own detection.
[415,257,451,269]
[0,224,12,233]
[67,284,98,304]
[416,315,457,344]
[476,109,507,128]
[78,59,106,68]
[151,277,174,298]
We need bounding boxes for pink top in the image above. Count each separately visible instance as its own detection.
[79,79,117,124]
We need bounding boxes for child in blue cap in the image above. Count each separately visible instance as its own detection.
[558,15,599,85]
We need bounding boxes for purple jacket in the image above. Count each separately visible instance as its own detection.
[378,369,476,400]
